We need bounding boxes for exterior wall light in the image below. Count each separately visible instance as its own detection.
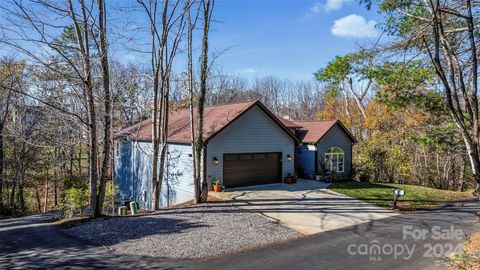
[287,154,292,161]
[213,157,219,165]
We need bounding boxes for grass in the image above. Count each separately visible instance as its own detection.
[328,181,474,211]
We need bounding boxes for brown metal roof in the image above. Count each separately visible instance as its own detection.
[116,100,299,144]
[293,120,356,144]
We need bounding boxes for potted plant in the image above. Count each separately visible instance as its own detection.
[315,170,321,181]
[212,178,222,192]
[284,173,293,184]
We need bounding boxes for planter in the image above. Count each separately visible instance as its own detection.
[213,184,222,192]
[315,175,321,181]
[284,176,293,184]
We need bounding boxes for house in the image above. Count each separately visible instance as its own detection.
[292,121,357,179]
[114,100,355,209]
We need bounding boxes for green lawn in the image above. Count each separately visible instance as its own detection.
[328,181,474,211]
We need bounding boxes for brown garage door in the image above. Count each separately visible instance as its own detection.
[223,152,282,188]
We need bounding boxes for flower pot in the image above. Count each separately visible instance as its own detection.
[315,175,321,181]
[213,184,222,192]
[284,176,293,184]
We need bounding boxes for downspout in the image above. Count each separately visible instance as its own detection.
[166,144,169,207]
[350,142,354,178]
[131,141,135,201]
[293,140,296,180]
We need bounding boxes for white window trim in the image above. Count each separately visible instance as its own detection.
[324,147,345,173]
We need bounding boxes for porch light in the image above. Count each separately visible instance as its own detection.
[213,157,219,165]
[287,154,292,161]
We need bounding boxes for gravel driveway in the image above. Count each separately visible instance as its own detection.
[63,202,301,259]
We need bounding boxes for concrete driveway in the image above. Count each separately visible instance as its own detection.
[213,179,397,235]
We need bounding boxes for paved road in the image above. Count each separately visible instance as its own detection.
[1,201,479,270]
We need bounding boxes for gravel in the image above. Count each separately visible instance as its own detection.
[63,202,302,258]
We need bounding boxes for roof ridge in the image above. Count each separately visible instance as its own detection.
[203,100,257,108]
[293,119,338,122]
[148,100,258,113]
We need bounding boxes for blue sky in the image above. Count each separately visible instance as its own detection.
[206,0,383,80]
[1,0,383,82]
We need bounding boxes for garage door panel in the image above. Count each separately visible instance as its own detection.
[223,152,281,188]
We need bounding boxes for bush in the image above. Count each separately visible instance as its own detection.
[61,182,120,217]
[61,187,89,218]
[103,182,120,215]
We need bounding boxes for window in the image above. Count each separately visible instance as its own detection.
[324,147,345,173]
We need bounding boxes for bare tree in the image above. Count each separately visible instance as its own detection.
[66,0,100,215]
[95,0,112,217]
[0,58,23,214]
[185,0,202,204]
[196,0,214,202]
[138,0,187,210]
[0,0,117,216]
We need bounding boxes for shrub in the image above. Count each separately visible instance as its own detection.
[103,182,120,215]
[61,182,120,217]
[61,187,88,217]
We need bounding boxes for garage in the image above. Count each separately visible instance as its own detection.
[223,152,282,188]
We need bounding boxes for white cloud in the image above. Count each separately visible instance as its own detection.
[331,14,379,38]
[241,68,258,74]
[324,0,352,12]
[310,0,351,13]
[310,3,323,13]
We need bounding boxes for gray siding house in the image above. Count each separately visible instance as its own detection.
[115,100,355,209]
[293,121,356,179]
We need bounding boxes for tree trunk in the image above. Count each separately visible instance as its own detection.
[69,145,74,176]
[157,81,170,207]
[458,153,466,192]
[53,175,58,207]
[198,0,212,203]
[95,0,112,217]
[68,0,99,217]
[18,183,24,212]
[464,138,480,200]
[186,0,200,204]
[35,186,41,213]
[43,177,48,213]
[0,88,12,214]
[151,74,161,211]
[0,122,3,214]
[78,146,82,177]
